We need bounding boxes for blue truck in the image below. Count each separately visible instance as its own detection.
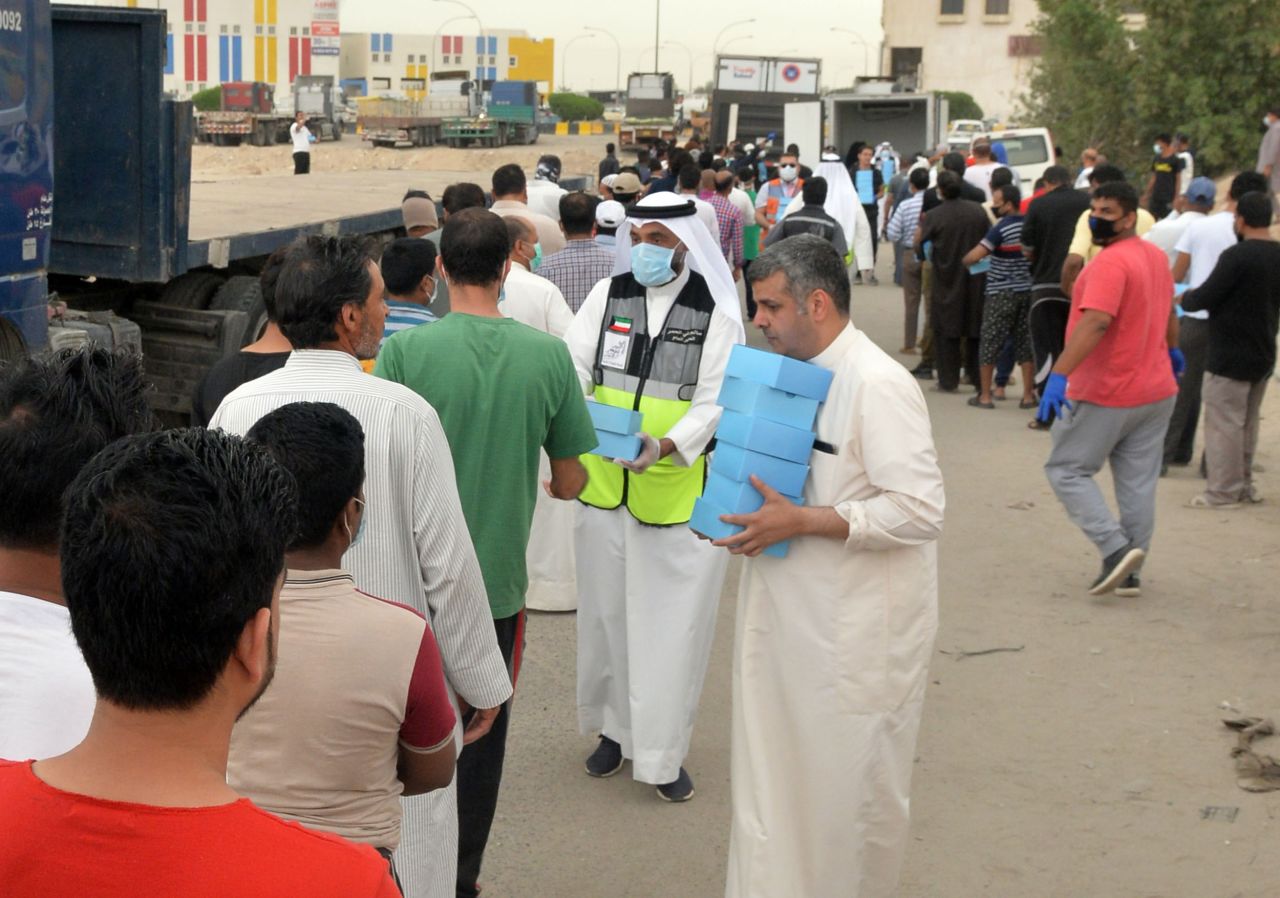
[0,2,405,421]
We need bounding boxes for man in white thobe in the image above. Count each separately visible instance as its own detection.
[712,234,944,897]
[563,192,745,801]
[498,217,581,614]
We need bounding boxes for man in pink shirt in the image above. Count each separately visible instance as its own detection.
[1039,181,1181,599]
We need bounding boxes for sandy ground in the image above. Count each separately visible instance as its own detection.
[193,138,1280,896]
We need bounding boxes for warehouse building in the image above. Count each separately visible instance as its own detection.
[339,30,554,97]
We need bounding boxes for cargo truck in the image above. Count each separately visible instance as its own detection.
[1,2,406,422]
[358,72,476,147]
[618,73,677,149]
[709,56,822,156]
[440,80,539,148]
[824,81,948,161]
[196,76,344,147]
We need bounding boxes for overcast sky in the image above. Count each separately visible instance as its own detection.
[343,0,885,92]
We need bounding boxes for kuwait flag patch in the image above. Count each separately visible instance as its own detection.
[608,316,633,334]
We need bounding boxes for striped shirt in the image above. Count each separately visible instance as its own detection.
[707,192,745,268]
[209,350,511,898]
[381,300,438,347]
[980,215,1032,293]
[538,239,616,314]
[886,192,925,248]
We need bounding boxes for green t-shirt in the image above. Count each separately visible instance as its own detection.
[374,313,597,619]
[743,188,762,261]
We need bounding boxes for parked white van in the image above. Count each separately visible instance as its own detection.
[974,128,1055,193]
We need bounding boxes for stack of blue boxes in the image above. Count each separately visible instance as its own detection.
[584,400,642,461]
[689,344,833,557]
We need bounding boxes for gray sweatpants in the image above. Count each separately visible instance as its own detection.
[1045,397,1175,559]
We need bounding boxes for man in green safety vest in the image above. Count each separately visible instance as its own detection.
[562,192,746,803]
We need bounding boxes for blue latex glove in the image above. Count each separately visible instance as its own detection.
[1169,347,1186,379]
[1037,372,1071,422]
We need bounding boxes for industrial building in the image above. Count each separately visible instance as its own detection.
[62,1,554,103]
[339,30,554,97]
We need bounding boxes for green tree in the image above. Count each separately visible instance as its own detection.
[938,91,983,122]
[191,85,222,112]
[1132,0,1280,175]
[548,93,605,122]
[1019,0,1141,173]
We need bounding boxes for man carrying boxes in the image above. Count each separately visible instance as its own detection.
[563,192,746,803]
[705,235,946,898]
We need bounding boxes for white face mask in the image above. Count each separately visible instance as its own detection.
[1153,143,1163,155]
[1267,116,1277,128]
[779,164,798,183]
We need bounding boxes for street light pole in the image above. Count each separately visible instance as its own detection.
[833,27,870,77]
[431,14,473,81]
[585,26,621,108]
[654,0,660,72]
[662,41,692,95]
[560,33,594,92]
[711,17,754,89]
[433,0,485,82]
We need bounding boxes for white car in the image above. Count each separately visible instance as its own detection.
[973,127,1055,193]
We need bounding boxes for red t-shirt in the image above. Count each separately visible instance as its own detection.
[1066,235,1178,407]
[0,760,401,897]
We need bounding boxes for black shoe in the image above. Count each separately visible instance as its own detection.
[656,767,695,802]
[1115,574,1141,598]
[1089,545,1146,596]
[911,364,934,380]
[584,736,624,778]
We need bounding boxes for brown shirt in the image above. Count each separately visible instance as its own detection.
[228,569,454,849]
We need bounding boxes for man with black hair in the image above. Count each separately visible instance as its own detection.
[1060,164,1157,298]
[887,166,932,355]
[192,247,293,426]
[676,162,723,243]
[763,176,848,255]
[598,142,620,181]
[231,402,457,871]
[0,347,154,762]
[379,238,439,346]
[1182,192,1280,508]
[540,192,615,314]
[1163,170,1269,469]
[376,208,596,898]
[1040,181,1179,598]
[527,154,567,222]
[0,426,400,896]
[211,235,511,898]
[1022,164,1093,427]
[916,170,989,393]
[1143,133,1184,220]
[427,182,489,318]
[490,163,565,254]
[635,147,652,184]
[921,152,987,213]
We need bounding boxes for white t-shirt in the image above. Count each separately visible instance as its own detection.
[728,187,755,226]
[1177,151,1195,195]
[964,162,1001,201]
[526,179,567,222]
[1144,210,1203,267]
[290,122,313,153]
[0,591,95,760]
[1174,211,1236,288]
[1074,166,1094,190]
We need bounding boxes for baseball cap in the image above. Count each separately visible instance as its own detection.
[595,200,626,228]
[611,172,643,197]
[401,195,438,231]
[600,173,619,189]
[1185,176,1216,206]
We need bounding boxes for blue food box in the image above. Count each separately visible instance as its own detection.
[724,344,833,401]
[586,400,643,435]
[967,256,991,275]
[715,409,815,464]
[703,470,803,514]
[718,376,821,431]
[688,496,790,558]
[710,442,810,497]
[590,430,641,461]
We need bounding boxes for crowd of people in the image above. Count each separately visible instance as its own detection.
[1,115,1278,898]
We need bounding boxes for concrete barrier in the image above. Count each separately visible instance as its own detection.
[555,122,569,136]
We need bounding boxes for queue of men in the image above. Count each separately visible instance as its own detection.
[2,127,1277,898]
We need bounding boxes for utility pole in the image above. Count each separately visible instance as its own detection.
[654,0,660,72]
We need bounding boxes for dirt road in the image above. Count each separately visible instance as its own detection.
[194,137,1280,895]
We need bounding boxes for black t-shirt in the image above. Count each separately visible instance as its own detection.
[598,155,620,180]
[191,351,291,426]
[1182,239,1280,383]
[1021,185,1093,285]
[1150,153,1184,202]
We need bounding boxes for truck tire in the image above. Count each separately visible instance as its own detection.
[249,123,268,147]
[209,275,268,346]
[333,124,343,141]
[159,271,225,311]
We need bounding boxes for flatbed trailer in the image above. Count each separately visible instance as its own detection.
[358,96,471,147]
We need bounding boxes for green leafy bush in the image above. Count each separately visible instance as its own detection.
[549,93,604,123]
[192,85,222,112]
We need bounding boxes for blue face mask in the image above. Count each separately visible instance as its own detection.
[630,242,678,287]
[530,242,543,272]
[344,497,366,551]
